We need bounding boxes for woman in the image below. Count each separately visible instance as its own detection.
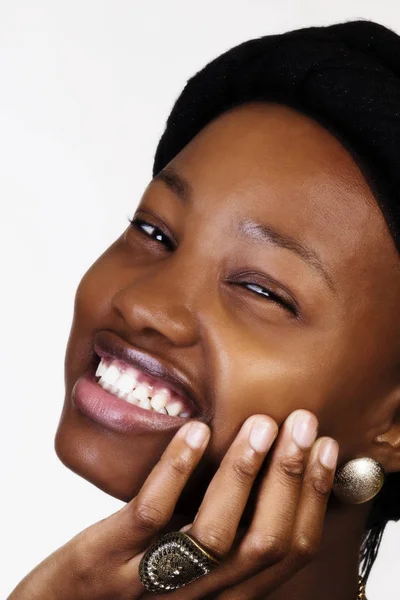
[8,18,400,600]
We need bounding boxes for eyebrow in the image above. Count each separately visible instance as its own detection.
[153,166,336,294]
[154,167,193,205]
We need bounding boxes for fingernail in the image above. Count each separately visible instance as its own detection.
[318,438,339,470]
[249,418,275,453]
[291,411,318,449]
[179,523,193,532]
[185,421,210,449]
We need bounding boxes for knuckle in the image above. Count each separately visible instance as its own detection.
[230,455,259,483]
[196,527,229,554]
[133,500,166,533]
[244,533,289,565]
[276,454,306,482]
[71,533,93,581]
[292,533,316,563]
[167,453,193,479]
[70,531,106,591]
[306,471,332,499]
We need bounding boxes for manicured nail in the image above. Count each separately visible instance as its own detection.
[249,418,275,453]
[318,438,339,470]
[291,411,318,449]
[185,421,210,449]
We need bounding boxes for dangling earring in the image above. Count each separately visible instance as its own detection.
[332,457,385,504]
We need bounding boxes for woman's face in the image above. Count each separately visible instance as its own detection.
[55,102,400,524]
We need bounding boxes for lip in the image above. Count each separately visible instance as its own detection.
[92,331,204,416]
[71,330,211,434]
[72,362,198,434]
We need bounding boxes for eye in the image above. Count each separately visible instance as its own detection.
[127,216,175,251]
[238,281,298,316]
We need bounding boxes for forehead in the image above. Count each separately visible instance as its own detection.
[168,101,398,289]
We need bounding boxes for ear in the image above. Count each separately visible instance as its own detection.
[372,403,400,474]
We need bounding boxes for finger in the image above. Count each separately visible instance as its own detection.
[179,522,194,532]
[240,409,318,570]
[216,435,339,600]
[154,410,319,599]
[188,414,278,559]
[114,420,210,553]
[128,415,277,600]
[289,436,339,561]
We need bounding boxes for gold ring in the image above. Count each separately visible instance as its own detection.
[138,531,220,594]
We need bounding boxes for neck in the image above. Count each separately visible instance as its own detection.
[257,496,373,600]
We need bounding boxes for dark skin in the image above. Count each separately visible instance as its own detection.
[10,102,400,600]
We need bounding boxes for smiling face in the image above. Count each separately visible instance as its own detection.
[55,101,400,524]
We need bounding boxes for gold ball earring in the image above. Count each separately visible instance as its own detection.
[332,457,385,504]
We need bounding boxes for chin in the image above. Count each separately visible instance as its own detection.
[54,407,213,530]
[54,400,169,503]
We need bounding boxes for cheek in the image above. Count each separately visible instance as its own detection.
[64,255,121,384]
[74,259,116,323]
[214,359,318,419]
[206,346,322,462]
[205,326,370,464]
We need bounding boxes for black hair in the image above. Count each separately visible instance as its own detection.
[359,470,400,582]
[152,18,400,586]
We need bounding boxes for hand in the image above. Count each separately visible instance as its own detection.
[145,409,338,600]
[8,410,338,600]
[7,419,210,600]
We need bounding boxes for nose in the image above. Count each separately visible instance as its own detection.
[111,252,204,347]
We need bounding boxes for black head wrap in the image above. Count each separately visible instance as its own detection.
[153,19,400,255]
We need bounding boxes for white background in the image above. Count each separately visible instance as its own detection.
[1,2,399,598]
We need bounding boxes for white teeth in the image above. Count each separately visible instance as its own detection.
[150,389,170,411]
[126,391,140,405]
[131,383,152,402]
[100,365,120,386]
[100,381,114,392]
[95,357,192,418]
[139,397,152,410]
[96,360,108,378]
[114,372,138,394]
[166,401,184,417]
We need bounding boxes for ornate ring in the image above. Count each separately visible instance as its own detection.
[138,531,220,594]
